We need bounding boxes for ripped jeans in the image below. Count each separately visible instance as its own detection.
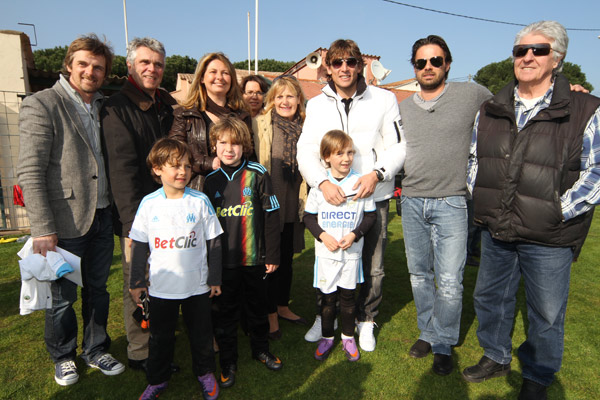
[401,195,467,355]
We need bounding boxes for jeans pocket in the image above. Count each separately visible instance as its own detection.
[400,194,408,204]
[443,196,467,209]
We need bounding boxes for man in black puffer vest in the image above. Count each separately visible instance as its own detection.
[462,21,600,400]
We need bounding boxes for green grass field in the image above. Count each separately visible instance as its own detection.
[1,203,599,399]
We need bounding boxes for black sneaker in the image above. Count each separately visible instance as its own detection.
[253,351,283,371]
[219,364,237,388]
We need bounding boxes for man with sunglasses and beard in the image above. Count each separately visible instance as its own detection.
[297,39,406,352]
[463,21,600,399]
[398,35,491,376]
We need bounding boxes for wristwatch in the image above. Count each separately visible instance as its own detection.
[374,169,384,182]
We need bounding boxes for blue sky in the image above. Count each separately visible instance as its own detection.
[3,0,599,95]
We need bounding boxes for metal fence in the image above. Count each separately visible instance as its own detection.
[0,90,30,230]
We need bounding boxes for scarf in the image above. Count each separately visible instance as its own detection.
[205,96,232,116]
[272,109,302,179]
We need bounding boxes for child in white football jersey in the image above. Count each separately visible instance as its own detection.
[129,138,223,400]
[303,130,376,362]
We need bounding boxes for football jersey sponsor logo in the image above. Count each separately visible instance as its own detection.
[216,201,254,217]
[321,211,358,220]
[320,210,358,229]
[155,231,198,249]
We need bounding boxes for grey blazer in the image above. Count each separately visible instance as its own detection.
[18,81,102,239]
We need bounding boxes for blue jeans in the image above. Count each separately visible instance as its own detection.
[474,230,573,386]
[401,195,467,355]
[44,207,114,363]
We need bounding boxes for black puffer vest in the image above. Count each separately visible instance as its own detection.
[473,74,600,257]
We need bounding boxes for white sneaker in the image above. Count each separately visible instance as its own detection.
[304,315,338,342]
[357,321,377,352]
[55,360,79,386]
[305,315,322,342]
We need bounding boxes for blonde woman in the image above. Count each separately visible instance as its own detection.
[169,52,252,190]
[253,75,308,339]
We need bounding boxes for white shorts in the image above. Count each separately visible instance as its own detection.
[313,257,363,294]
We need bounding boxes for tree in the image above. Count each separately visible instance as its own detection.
[474,57,594,94]
[233,59,296,72]
[561,62,594,92]
[33,45,68,72]
[112,55,128,77]
[161,55,197,91]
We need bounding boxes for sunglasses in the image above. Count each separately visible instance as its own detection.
[512,43,552,58]
[330,57,359,69]
[414,56,444,70]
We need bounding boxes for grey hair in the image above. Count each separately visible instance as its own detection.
[126,37,166,65]
[513,21,568,72]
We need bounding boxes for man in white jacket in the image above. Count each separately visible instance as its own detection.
[297,39,405,351]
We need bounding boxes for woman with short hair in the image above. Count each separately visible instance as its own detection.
[253,75,308,339]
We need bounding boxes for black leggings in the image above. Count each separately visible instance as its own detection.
[267,223,294,313]
[320,287,355,337]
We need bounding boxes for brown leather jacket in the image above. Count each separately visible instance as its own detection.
[169,107,214,190]
[169,107,254,190]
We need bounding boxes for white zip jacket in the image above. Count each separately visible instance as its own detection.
[297,79,405,202]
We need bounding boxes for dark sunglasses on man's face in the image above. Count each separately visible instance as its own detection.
[512,43,552,58]
[330,57,359,69]
[414,56,444,70]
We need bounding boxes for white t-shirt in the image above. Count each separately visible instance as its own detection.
[130,187,223,299]
[304,169,376,261]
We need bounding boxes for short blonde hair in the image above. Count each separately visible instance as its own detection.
[209,116,254,156]
[263,76,306,122]
[147,138,191,183]
[320,130,354,167]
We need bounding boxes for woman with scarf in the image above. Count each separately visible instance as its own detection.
[253,76,308,339]
[169,52,252,190]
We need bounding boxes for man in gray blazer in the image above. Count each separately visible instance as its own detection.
[18,34,124,386]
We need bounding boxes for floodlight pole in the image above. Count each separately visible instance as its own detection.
[247,12,251,73]
[254,0,258,74]
[123,0,129,48]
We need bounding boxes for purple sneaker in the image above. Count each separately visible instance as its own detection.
[198,372,219,400]
[314,338,335,361]
[342,337,361,362]
[139,381,168,400]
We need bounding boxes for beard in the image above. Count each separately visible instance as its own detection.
[417,73,445,91]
